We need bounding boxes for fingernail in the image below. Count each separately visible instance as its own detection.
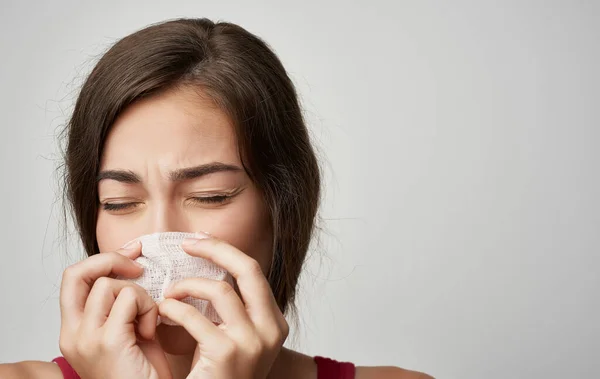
[182,232,211,246]
[133,260,144,268]
[182,238,200,246]
[121,239,141,250]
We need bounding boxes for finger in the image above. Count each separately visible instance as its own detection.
[181,236,280,324]
[164,278,252,330]
[59,247,143,327]
[158,298,225,347]
[117,239,142,259]
[105,285,158,341]
[138,340,172,379]
[107,241,143,278]
[81,277,149,330]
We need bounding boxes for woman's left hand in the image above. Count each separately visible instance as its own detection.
[158,234,289,379]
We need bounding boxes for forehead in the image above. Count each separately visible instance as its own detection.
[100,87,239,169]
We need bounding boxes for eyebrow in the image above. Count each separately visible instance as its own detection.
[97,162,243,183]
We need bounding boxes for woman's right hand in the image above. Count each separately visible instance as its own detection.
[58,242,172,379]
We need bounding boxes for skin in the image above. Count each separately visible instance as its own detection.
[0,87,432,379]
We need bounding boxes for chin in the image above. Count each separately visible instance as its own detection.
[156,323,197,355]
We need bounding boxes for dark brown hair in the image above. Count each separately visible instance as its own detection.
[62,18,321,315]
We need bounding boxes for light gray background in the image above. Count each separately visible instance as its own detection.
[1,1,598,378]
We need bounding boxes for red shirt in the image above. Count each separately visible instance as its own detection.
[52,355,356,379]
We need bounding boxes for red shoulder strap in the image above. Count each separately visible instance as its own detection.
[52,357,81,379]
[314,356,356,379]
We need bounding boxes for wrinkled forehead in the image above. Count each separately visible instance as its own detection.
[100,88,240,172]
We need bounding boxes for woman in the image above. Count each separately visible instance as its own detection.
[0,18,432,379]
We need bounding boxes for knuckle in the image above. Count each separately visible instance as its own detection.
[115,246,132,255]
[219,339,237,359]
[158,298,171,312]
[112,249,133,260]
[246,336,264,357]
[281,316,290,333]
[180,305,197,324]
[265,330,285,349]
[106,251,127,264]
[58,334,74,356]
[245,259,264,277]
[119,284,137,298]
[125,280,146,295]
[215,281,235,297]
[61,265,80,283]
[280,319,290,341]
[93,276,112,291]
[262,318,289,349]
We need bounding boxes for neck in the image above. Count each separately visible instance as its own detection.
[165,353,194,379]
[268,348,317,379]
[166,348,317,379]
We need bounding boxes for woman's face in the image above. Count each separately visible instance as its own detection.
[96,87,273,353]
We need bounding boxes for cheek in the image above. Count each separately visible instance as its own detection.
[96,211,145,253]
[96,212,113,253]
[203,189,273,273]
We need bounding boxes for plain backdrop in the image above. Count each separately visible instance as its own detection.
[1,1,599,378]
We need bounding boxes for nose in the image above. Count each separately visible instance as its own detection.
[148,201,188,234]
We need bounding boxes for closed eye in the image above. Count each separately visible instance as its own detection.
[102,202,141,211]
[100,192,240,213]
[189,195,232,205]
[101,196,231,211]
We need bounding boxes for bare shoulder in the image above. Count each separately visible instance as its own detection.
[0,361,63,379]
[356,365,434,379]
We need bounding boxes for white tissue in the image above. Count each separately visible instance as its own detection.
[119,231,233,326]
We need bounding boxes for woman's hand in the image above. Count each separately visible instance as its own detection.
[158,234,289,379]
[58,242,172,379]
